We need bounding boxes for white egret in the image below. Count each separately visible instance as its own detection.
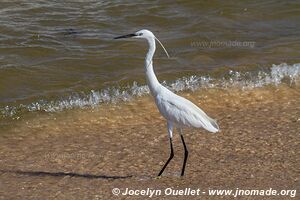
[114,29,219,176]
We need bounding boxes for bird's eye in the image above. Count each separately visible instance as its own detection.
[138,33,143,36]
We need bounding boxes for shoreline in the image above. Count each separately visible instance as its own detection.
[1,62,299,123]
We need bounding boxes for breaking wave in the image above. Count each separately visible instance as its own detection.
[1,63,299,119]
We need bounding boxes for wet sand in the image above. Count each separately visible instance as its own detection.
[0,85,299,199]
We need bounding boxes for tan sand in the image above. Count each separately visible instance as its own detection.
[0,85,299,199]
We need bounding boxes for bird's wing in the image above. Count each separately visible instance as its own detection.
[156,88,219,133]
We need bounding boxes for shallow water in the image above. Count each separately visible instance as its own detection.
[2,82,299,138]
[0,1,300,131]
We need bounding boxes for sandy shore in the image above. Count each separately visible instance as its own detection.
[0,85,299,199]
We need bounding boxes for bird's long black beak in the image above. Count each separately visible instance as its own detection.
[114,33,137,39]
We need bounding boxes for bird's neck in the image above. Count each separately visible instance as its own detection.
[145,37,160,96]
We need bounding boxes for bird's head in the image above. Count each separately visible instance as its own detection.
[114,29,170,58]
[114,29,154,40]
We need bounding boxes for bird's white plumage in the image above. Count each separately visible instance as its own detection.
[132,29,219,134]
[155,86,219,133]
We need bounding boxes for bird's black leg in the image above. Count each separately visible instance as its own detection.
[158,137,174,177]
[180,134,189,176]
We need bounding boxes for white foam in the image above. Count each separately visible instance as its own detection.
[1,63,299,119]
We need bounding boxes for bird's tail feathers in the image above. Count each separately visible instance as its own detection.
[202,116,220,133]
[208,117,220,133]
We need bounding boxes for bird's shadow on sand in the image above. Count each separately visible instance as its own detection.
[0,169,132,180]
